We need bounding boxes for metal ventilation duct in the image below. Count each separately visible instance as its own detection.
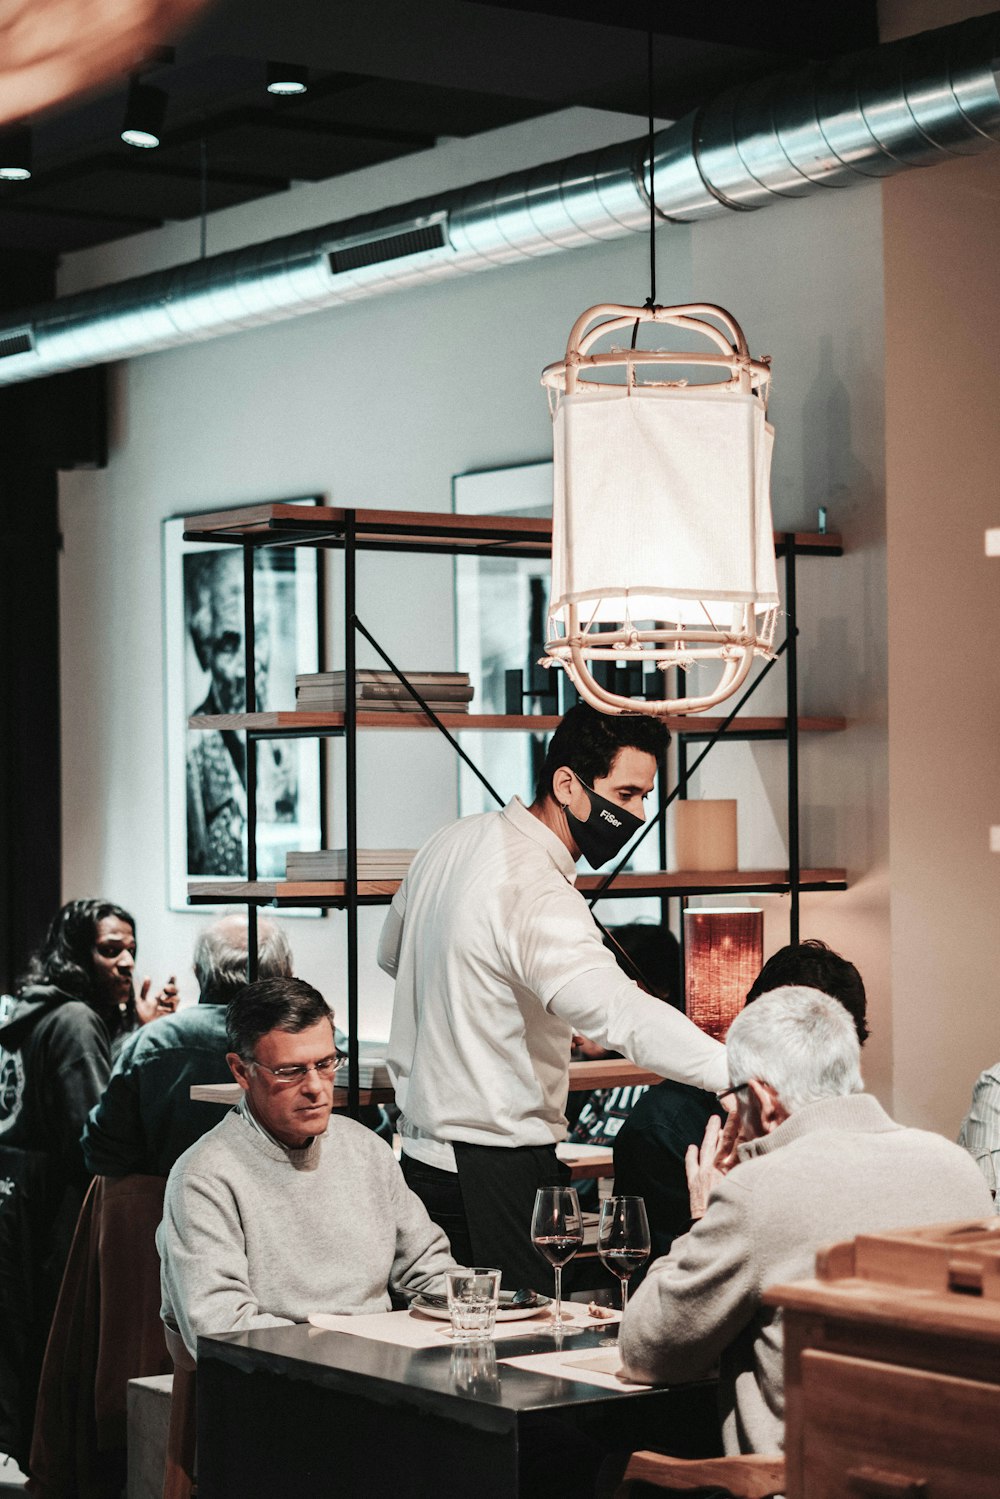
[0,10,997,387]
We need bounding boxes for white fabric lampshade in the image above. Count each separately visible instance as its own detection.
[549,385,778,631]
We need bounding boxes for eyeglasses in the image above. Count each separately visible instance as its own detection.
[247,1050,348,1083]
[715,1081,751,1103]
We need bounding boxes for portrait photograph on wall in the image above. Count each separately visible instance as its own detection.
[163,500,323,912]
[453,460,555,818]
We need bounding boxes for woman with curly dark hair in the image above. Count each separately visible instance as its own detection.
[0,899,141,1183]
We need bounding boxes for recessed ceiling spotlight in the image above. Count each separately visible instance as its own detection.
[267,62,309,96]
[0,124,32,181]
[121,79,167,149]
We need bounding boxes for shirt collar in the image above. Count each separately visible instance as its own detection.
[737,1092,899,1163]
[237,1092,325,1163]
[501,796,578,884]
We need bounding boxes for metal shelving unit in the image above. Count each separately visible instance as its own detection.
[183,503,845,1114]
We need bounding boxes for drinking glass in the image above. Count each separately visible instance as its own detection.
[597,1195,651,1314]
[445,1267,502,1341]
[531,1185,583,1329]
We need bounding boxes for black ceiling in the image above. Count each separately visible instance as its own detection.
[0,0,879,258]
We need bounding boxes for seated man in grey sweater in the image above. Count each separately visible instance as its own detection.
[618,987,993,1456]
[158,976,458,1357]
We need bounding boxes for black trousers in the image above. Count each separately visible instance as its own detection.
[401,1142,571,1293]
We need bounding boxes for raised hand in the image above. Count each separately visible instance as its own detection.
[685,1111,742,1220]
[136,975,179,1024]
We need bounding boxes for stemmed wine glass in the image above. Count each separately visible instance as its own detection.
[597,1196,651,1315]
[531,1186,583,1330]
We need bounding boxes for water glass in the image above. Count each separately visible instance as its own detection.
[446,1267,502,1341]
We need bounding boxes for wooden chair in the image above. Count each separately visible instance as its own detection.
[29,1173,171,1497]
[162,1323,197,1499]
[614,1451,785,1497]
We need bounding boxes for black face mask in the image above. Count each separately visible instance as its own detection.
[562,775,644,869]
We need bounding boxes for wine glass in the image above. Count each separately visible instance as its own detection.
[597,1196,651,1315]
[531,1186,583,1329]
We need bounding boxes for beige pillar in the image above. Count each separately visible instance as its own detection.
[881,0,1000,1132]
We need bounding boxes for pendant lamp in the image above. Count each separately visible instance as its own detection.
[540,302,779,716]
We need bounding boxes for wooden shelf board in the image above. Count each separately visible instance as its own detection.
[183,504,553,557]
[188,711,846,736]
[189,712,561,732]
[188,868,848,905]
[181,501,842,559]
[577,868,847,893]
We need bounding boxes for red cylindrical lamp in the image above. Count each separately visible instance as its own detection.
[684,908,763,1040]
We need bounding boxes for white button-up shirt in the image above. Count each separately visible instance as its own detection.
[379,797,728,1171]
[958,1063,1000,1208]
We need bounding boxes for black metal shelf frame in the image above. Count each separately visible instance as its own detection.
[190,513,841,1117]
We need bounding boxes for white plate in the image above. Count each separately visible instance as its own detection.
[410,1294,551,1323]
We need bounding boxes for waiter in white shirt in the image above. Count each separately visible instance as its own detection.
[378,704,729,1288]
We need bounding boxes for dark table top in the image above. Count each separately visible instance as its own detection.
[197,1319,673,1432]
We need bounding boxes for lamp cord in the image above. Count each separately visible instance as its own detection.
[632,24,657,353]
[646,23,656,308]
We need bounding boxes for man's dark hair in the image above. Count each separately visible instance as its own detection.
[226,976,333,1059]
[20,898,136,1004]
[535,704,669,802]
[746,939,868,1045]
[606,921,680,1007]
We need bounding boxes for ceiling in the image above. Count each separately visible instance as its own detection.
[0,0,878,258]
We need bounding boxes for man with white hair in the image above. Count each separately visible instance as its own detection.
[618,987,993,1455]
[82,914,292,1177]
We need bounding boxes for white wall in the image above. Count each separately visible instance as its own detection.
[879,0,1000,1136]
[57,107,889,1075]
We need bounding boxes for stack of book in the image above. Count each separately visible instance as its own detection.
[295,669,474,713]
[286,849,416,880]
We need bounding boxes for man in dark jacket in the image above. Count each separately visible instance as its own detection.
[82,914,292,1178]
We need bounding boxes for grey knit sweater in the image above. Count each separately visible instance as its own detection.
[618,1093,993,1454]
[158,1101,457,1355]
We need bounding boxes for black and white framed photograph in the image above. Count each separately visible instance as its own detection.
[452,461,554,817]
[163,499,323,911]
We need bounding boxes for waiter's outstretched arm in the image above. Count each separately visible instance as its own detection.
[549,968,729,1094]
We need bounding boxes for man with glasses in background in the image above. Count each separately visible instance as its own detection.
[157,976,456,1356]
